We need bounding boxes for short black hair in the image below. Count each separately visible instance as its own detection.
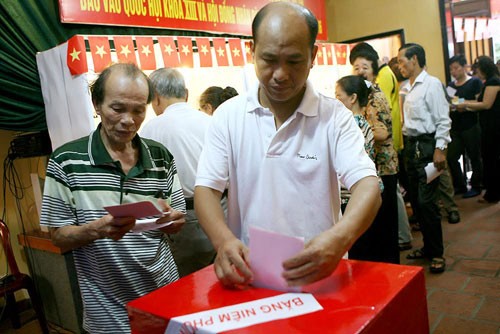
[449,54,467,67]
[349,42,379,64]
[90,63,154,107]
[336,75,370,108]
[351,50,380,76]
[399,43,426,68]
[252,2,318,50]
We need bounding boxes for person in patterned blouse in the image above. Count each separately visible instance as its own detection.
[351,50,400,264]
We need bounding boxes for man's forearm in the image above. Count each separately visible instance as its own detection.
[194,186,236,250]
[50,221,103,250]
[336,176,381,248]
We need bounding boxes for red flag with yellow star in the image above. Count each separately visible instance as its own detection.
[315,44,325,66]
[195,37,213,67]
[228,39,244,66]
[244,40,253,64]
[88,36,112,73]
[135,36,156,70]
[113,36,137,64]
[67,35,88,75]
[177,37,194,68]
[325,44,334,65]
[213,38,229,67]
[334,44,348,65]
[157,37,180,67]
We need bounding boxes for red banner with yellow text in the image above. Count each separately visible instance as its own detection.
[59,0,328,41]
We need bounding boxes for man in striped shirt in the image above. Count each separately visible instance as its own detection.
[40,63,186,333]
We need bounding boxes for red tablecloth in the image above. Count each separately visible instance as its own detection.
[128,259,428,333]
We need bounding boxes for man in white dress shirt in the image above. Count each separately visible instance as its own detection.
[194,2,381,289]
[397,43,451,273]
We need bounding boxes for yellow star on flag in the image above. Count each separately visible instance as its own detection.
[141,45,152,57]
[181,44,190,56]
[164,44,173,55]
[245,45,251,55]
[70,48,81,62]
[216,47,225,57]
[120,45,131,57]
[232,47,241,58]
[317,50,323,58]
[95,45,107,58]
[200,44,209,55]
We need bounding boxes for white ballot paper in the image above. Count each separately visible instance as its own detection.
[425,162,443,184]
[165,293,323,334]
[104,201,172,233]
[446,86,457,98]
[249,226,305,292]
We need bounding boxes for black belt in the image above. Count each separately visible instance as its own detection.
[185,189,228,210]
[406,132,435,143]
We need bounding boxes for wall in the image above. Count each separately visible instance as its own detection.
[326,0,447,83]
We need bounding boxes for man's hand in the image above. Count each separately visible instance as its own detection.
[214,237,253,289]
[97,215,136,241]
[433,148,447,171]
[282,229,344,287]
[156,199,185,234]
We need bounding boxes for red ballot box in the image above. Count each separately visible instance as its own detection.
[128,260,429,334]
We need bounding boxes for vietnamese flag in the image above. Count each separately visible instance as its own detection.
[334,44,348,65]
[113,36,137,64]
[67,35,88,75]
[195,37,212,67]
[157,37,180,67]
[244,40,253,64]
[213,38,229,67]
[228,39,244,66]
[325,44,334,65]
[136,36,156,70]
[177,37,194,68]
[315,44,325,66]
[88,36,112,73]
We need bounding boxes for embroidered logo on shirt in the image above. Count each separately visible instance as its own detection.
[297,153,318,160]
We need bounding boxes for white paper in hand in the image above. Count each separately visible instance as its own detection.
[425,162,442,184]
[249,226,304,292]
[104,201,172,233]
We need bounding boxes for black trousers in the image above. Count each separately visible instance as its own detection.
[447,124,483,191]
[349,174,400,264]
[403,134,444,258]
[479,112,500,201]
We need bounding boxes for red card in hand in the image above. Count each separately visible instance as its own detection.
[104,201,161,219]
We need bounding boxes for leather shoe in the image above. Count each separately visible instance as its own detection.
[463,188,481,198]
[448,211,460,224]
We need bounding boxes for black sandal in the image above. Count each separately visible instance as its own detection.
[406,248,425,260]
[430,257,446,273]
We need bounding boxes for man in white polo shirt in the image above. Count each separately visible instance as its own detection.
[195,2,381,288]
[141,68,215,277]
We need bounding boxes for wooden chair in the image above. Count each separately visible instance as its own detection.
[0,219,49,333]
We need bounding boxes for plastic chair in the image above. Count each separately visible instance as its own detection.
[0,219,49,333]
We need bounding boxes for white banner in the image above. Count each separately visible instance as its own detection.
[36,42,94,150]
[164,293,323,334]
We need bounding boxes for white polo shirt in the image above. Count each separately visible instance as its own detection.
[196,81,377,244]
[141,102,211,198]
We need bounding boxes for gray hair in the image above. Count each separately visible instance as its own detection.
[149,68,187,99]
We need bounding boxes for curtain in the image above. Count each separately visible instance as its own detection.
[0,0,243,132]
